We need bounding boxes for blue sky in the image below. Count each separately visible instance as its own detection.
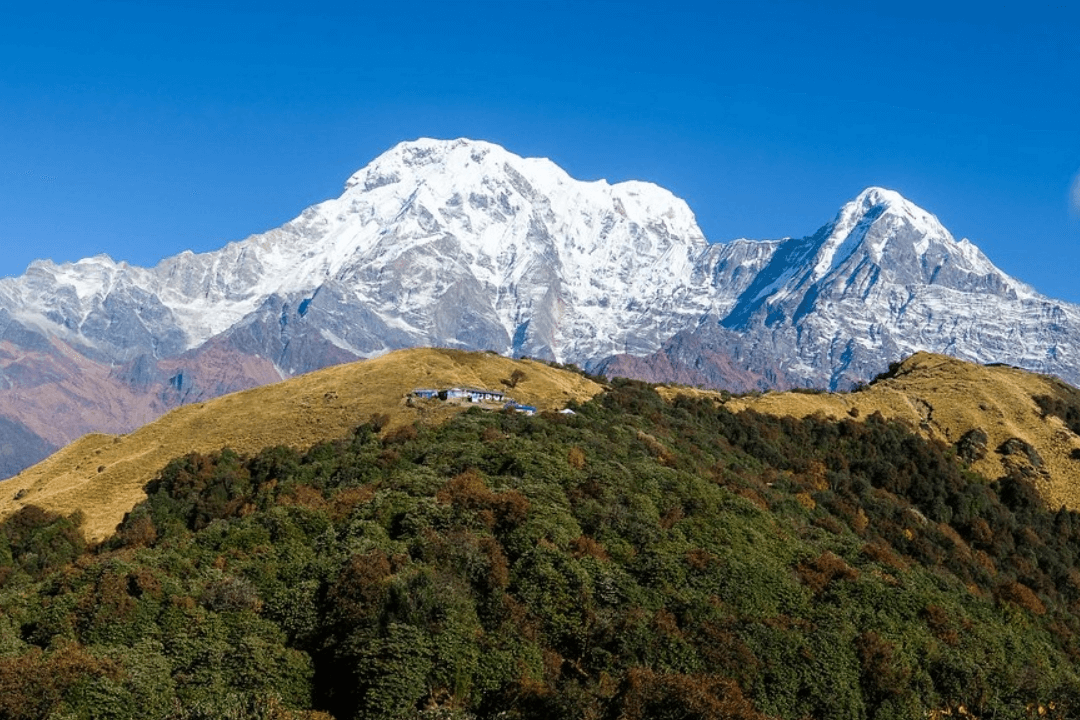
[2,0,1079,301]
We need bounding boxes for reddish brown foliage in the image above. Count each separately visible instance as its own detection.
[796,551,859,594]
[812,514,845,535]
[436,470,530,529]
[967,517,994,546]
[734,487,769,511]
[937,522,972,561]
[328,484,377,522]
[696,621,760,688]
[128,566,163,600]
[685,548,717,570]
[973,549,997,577]
[278,484,327,511]
[997,580,1047,615]
[797,460,830,492]
[76,569,137,631]
[654,608,683,639]
[615,668,767,720]
[0,644,122,720]
[376,448,400,467]
[856,631,911,704]
[542,648,564,683]
[382,424,417,445]
[570,535,609,561]
[861,540,909,572]
[117,513,157,548]
[479,534,510,588]
[761,614,811,632]
[328,549,393,623]
[924,604,960,646]
[660,506,685,529]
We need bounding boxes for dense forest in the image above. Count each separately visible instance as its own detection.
[3,378,1080,719]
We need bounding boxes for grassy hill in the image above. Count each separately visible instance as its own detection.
[0,348,602,541]
[666,351,1080,510]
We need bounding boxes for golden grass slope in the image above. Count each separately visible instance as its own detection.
[1,348,603,541]
[680,352,1080,510]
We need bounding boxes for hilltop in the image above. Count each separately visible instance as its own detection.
[12,349,1080,544]
[704,352,1080,510]
[0,347,602,540]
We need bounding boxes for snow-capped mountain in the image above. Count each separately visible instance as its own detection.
[704,187,1080,389]
[2,138,1079,476]
[1,139,753,371]
[601,187,1080,391]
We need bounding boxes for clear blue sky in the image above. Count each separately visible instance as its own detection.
[2,0,1079,301]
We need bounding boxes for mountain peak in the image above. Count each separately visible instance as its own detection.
[836,187,946,239]
[823,188,1025,291]
[853,186,905,208]
[343,137,567,194]
[800,186,961,286]
[356,137,502,170]
[340,138,694,222]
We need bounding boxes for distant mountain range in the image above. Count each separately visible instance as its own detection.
[2,137,1078,476]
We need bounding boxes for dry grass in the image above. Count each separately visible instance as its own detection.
[654,385,729,405]
[14,347,1080,540]
[710,352,1080,510]
[0,348,603,541]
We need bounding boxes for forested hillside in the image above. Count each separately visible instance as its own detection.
[2,379,1080,719]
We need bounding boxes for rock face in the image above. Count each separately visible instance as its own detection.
[2,138,1080,475]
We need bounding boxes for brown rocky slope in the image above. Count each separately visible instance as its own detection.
[0,334,283,477]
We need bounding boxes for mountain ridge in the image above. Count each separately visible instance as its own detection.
[690,351,1080,511]
[2,137,1079,476]
[0,347,602,541]
[10,347,1080,546]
